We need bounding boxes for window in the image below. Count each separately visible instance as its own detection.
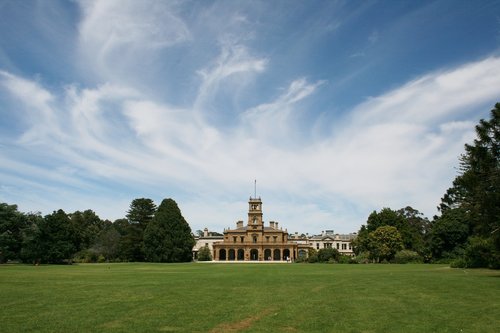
[336,243,340,249]
[233,237,237,243]
[342,243,347,250]
[273,236,277,243]
[266,236,270,243]
[240,236,244,243]
[316,243,319,249]
[348,244,352,250]
[205,243,209,247]
[253,236,257,243]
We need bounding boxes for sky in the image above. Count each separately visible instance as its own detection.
[1,0,500,235]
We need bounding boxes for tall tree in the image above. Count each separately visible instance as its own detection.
[22,210,76,264]
[144,198,195,262]
[70,209,104,252]
[437,103,500,267]
[126,198,156,230]
[0,203,27,263]
[429,208,470,259]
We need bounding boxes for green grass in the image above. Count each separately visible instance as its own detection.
[0,263,499,333]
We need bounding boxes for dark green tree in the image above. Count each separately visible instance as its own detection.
[144,198,195,262]
[118,198,157,262]
[317,247,340,262]
[429,208,470,260]
[93,224,121,261]
[70,209,104,252]
[0,203,28,263]
[126,198,156,230]
[22,209,76,264]
[437,103,499,267]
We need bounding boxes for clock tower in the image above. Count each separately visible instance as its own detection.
[247,197,263,228]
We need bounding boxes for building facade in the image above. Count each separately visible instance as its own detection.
[192,228,223,260]
[199,196,356,261]
[212,196,303,261]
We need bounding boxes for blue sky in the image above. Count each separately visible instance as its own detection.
[1,0,500,234]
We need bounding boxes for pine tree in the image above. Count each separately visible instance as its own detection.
[144,198,195,262]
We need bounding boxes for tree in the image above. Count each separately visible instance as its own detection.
[396,206,430,255]
[90,221,121,261]
[429,208,470,260]
[126,198,156,230]
[0,203,27,263]
[144,198,195,262]
[355,207,429,256]
[437,103,500,267]
[367,226,403,262]
[22,209,76,264]
[197,246,212,261]
[119,198,157,262]
[70,209,104,252]
[317,248,340,262]
[365,208,405,232]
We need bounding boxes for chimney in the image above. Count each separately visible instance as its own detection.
[203,228,208,237]
[236,220,243,228]
[275,222,279,229]
[322,230,325,236]
[270,221,275,229]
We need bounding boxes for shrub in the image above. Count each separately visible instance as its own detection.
[394,250,422,264]
[317,248,340,262]
[464,237,493,268]
[353,252,371,264]
[450,258,468,268]
[307,255,318,263]
[197,246,212,261]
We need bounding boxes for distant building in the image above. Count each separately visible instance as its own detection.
[288,230,356,256]
[193,196,356,261]
[192,228,223,260]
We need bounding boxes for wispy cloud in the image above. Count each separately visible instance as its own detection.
[2,0,500,234]
[77,0,191,82]
[1,54,499,232]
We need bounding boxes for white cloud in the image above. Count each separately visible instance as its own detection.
[77,0,191,81]
[195,42,267,111]
[2,49,500,233]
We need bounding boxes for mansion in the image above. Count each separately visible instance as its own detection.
[192,196,357,261]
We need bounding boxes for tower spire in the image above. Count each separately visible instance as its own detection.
[254,179,257,198]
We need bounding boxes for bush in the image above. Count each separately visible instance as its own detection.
[450,257,468,268]
[317,248,340,263]
[353,252,371,264]
[307,255,318,263]
[464,237,493,268]
[394,250,422,264]
[197,246,212,261]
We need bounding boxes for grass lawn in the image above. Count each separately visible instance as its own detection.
[0,263,499,333]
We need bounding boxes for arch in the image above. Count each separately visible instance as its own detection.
[283,249,291,261]
[219,249,226,261]
[228,249,235,261]
[237,249,245,260]
[298,249,307,259]
[264,249,271,261]
[273,249,281,261]
[250,249,259,261]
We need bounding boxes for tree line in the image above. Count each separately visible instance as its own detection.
[352,103,500,269]
[0,198,195,264]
